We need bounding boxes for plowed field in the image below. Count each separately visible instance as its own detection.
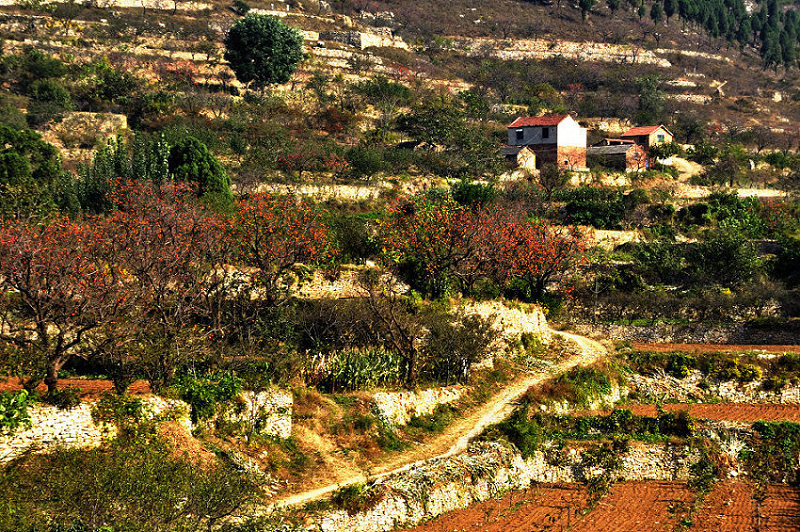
[0,377,151,397]
[402,482,695,532]
[588,403,800,422]
[632,343,800,354]
[691,483,800,531]
[398,484,590,532]
[760,484,800,531]
[690,482,757,531]
[570,481,694,532]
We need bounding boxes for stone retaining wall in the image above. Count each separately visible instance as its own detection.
[0,0,212,11]
[219,389,293,438]
[464,301,552,350]
[0,389,293,462]
[313,440,700,532]
[450,37,672,68]
[371,387,466,426]
[572,322,800,345]
[628,370,800,404]
[0,396,189,463]
[319,29,408,50]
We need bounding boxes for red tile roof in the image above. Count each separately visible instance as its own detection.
[507,115,569,128]
[621,125,666,136]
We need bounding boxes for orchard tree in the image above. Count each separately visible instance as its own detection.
[533,164,571,200]
[107,182,231,390]
[501,220,586,300]
[228,193,337,301]
[223,14,304,90]
[379,196,502,297]
[0,218,125,393]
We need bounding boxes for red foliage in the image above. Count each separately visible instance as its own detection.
[227,193,337,297]
[0,216,125,392]
[380,196,585,297]
[277,145,350,178]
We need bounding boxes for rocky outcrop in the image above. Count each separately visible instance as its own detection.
[371,387,466,426]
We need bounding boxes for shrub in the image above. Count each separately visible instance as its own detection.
[666,353,696,378]
[0,434,257,531]
[44,388,82,410]
[331,483,381,515]
[92,392,145,426]
[173,371,243,423]
[168,136,233,201]
[451,180,496,208]
[0,390,33,434]
[422,310,496,385]
[27,79,72,109]
[345,146,387,178]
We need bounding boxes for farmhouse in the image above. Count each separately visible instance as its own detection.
[587,142,648,172]
[620,124,674,151]
[505,115,588,170]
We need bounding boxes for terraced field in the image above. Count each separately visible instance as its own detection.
[588,403,800,422]
[402,482,696,531]
[398,484,589,532]
[570,482,694,532]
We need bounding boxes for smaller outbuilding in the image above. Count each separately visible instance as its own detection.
[500,145,537,172]
[587,143,648,172]
[620,125,674,151]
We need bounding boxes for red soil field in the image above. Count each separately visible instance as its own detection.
[632,343,800,354]
[691,483,800,532]
[0,377,151,398]
[690,482,757,531]
[401,482,696,532]
[588,403,800,422]
[398,484,590,532]
[760,484,800,531]
[570,481,695,532]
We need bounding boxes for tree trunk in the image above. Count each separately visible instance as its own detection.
[44,358,66,395]
[405,350,418,386]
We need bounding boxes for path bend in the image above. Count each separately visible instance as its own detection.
[272,329,607,509]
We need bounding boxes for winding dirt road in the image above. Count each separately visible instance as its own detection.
[272,329,607,509]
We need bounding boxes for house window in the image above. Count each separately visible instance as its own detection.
[542,127,550,139]
[515,129,524,141]
[656,134,665,143]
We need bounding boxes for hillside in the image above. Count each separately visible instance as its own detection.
[1,0,800,531]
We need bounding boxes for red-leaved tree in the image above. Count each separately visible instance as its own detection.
[499,220,586,300]
[227,193,337,302]
[0,217,126,393]
[105,181,232,390]
[380,195,586,299]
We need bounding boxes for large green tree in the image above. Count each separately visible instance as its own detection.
[223,14,304,90]
[168,137,233,201]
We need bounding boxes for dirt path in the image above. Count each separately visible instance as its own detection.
[272,330,607,508]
